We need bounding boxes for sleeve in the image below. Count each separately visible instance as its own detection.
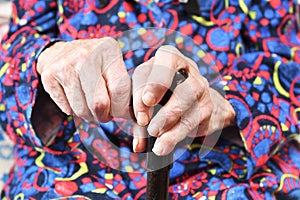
[221,0,300,179]
[0,0,60,148]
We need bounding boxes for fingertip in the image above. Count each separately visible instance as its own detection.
[152,137,175,156]
[147,123,159,137]
[133,138,146,153]
[133,138,139,152]
[152,141,163,156]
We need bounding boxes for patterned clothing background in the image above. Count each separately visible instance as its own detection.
[0,127,13,190]
[0,0,300,199]
[0,0,13,191]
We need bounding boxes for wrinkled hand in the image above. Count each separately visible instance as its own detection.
[37,37,131,122]
[132,46,236,156]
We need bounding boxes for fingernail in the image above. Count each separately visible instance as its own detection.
[152,142,163,156]
[147,124,159,136]
[142,92,155,106]
[137,112,149,126]
[133,138,139,152]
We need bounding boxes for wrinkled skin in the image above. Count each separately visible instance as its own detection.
[37,37,131,122]
[37,38,236,155]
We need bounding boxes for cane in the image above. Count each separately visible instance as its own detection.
[146,69,188,200]
[130,69,188,200]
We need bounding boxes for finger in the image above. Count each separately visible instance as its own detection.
[152,103,207,156]
[80,72,112,122]
[142,45,187,107]
[132,123,147,153]
[147,61,205,137]
[71,41,113,122]
[147,76,199,137]
[64,75,94,121]
[40,71,72,115]
[108,68,131,119]
[99,38,131,118]
[132,58,154,126]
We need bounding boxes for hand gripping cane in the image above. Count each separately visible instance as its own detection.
[131,69,188,200]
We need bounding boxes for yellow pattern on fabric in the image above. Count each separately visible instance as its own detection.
[291,47,300,61]
[57,3,64,24]
[118,12,126,18]
[273,61,290,98]
[235,43,244,57]
[253,76,262,85]
[293,107,300,123]
[0,104,5,111]
[35,148,61,173]
[280,123,289,132]
[16,128,23,136]
[192,16,214,26]
[276,174,299,192]
[249,11,256,20]
[21,63,27,72]
[92,188,108,194]
[239,0,248,14]
[14,193,24,200]
[0,63,9,78]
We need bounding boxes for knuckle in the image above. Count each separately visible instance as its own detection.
[206,101,213,115]
[77,48,89,59]
[202,77,210,88]
[40,70,56,87]
[40,70,51,82]
[37,60,46,73]
[156,45,184,63]
[195,78,210,101]
[58,62,70,76]
[102,36,117,44]
[194,87,202,101]
[165,107,182,121]
[111,73,130,92]
[181,117,197,132]
[157,45,179,55]
[111,81,130,99]
[185,57,198,70]
[163,135,176,147]
[101,37,120,50]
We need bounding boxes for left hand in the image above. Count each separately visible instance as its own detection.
[131,46,236,156]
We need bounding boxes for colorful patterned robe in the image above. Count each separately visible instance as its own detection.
[0,0,299,199]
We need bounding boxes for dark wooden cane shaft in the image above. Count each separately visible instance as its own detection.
[146,166,171,200]
[146,69,188,200]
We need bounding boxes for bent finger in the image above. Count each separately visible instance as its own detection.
[40,71,72,115]
[99,38,131,118]
[142,46,187,107]
[132,58,154,126]
[66,79,94,121]
[152,103,206,156]
[81,73,112,122]
[147,73,201,137]
[132,123,147,153]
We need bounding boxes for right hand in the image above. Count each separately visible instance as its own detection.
[36,37,131,122]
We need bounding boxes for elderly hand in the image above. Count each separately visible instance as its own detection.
[132,46,236,156]
[37,37,131,122]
